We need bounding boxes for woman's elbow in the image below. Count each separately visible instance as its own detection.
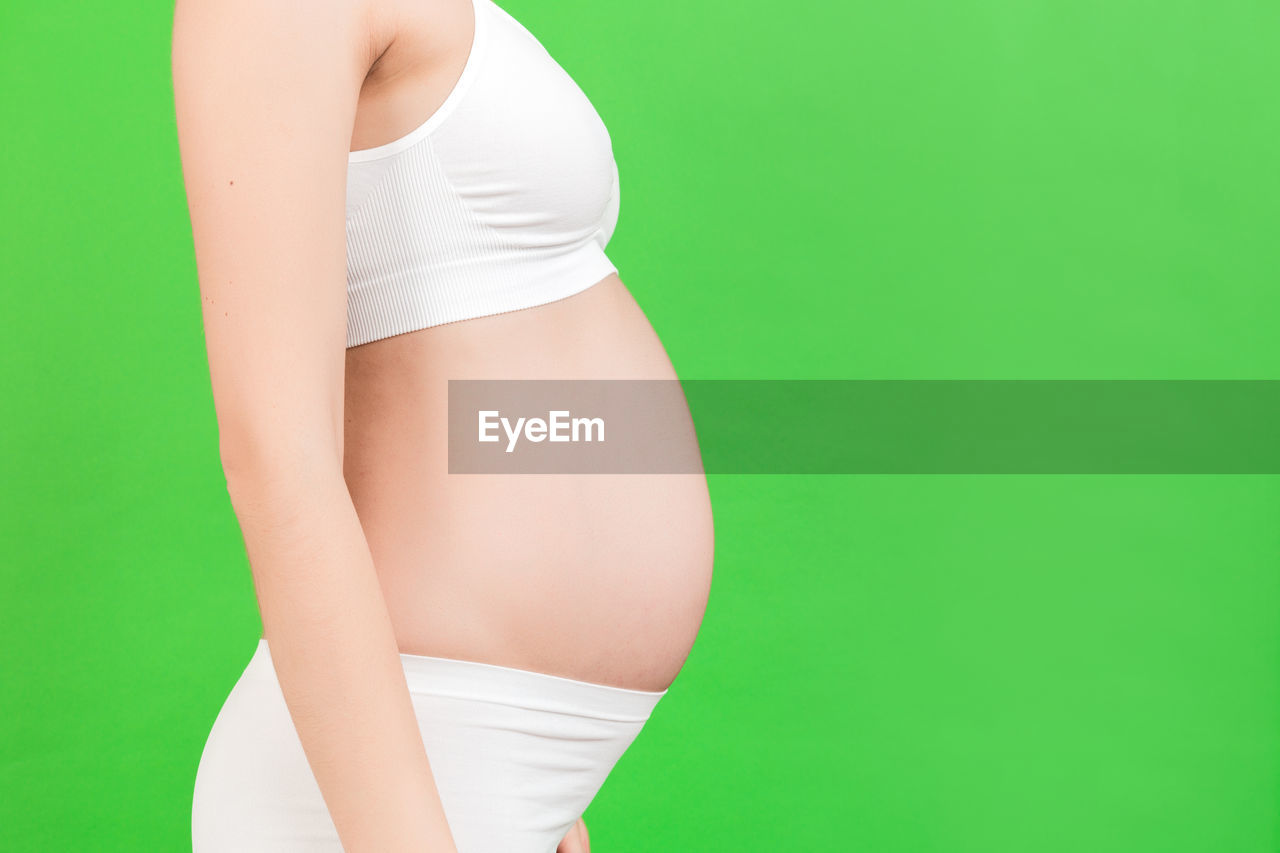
[219,428,343,498]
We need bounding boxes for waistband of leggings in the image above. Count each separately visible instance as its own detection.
[250,638,667,722]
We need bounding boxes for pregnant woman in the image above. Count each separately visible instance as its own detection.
[172,0,714,849]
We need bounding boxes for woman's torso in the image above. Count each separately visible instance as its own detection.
[341,0,713,693]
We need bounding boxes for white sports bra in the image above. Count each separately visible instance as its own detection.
[344,0,621,348]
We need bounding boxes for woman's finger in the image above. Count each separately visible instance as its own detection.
[557,816,588,853]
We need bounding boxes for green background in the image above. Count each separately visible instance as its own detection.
[2,0,1277,850]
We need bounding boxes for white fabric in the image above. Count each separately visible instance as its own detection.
[343,0,623,347]
[191,638,666,852]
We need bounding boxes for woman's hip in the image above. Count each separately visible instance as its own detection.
[191,638,666,853]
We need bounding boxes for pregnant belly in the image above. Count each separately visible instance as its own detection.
[342,275,714,693]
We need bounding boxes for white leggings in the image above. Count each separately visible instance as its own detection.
[191,638,667,852]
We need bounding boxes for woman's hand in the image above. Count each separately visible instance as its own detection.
[557,816,591,853]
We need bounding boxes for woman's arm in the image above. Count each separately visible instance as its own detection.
[172,1,456,850]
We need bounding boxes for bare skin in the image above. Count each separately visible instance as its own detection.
[345,276,714,692]
[346,0,713,693]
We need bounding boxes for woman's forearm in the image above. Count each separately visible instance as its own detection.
[223,458,457,853]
